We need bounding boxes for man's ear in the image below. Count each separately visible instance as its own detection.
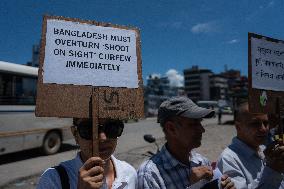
[164,121,177,138]
[235,121,242,132]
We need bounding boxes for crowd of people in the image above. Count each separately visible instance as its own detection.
[37,96,284,189]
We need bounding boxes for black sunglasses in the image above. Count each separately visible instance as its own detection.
[74,119,124,140]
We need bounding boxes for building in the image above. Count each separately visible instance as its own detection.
[220,69,248,101]
[144,75,184,116]
[210,74,228,100]
[184,66,212,102]
[184,66,248,104]
[27,44,40,67]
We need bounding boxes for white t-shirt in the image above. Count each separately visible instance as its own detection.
[37,153,137,189]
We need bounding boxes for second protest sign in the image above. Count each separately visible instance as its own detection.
[248,33,284,114]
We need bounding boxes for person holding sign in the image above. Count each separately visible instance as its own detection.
[37,118,137,189]
[217,101,284,189]
[137,97,235,189]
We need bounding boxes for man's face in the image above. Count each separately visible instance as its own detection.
[237,110,269,149]
[173,116,205,150]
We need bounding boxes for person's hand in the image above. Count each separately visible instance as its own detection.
[220,174,235,189]
[189,166,213,184]
[77,157,105,189]
[264,142,284,173]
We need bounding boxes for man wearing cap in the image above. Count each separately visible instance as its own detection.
[137,97,235,189]
[217,101,284,189]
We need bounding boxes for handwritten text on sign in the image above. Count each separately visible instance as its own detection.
[251,37,284,91]
[43,19,138,88]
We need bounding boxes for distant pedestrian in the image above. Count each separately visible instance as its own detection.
[218,108,222,125]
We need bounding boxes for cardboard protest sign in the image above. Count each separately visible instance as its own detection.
[36,15,144,119]
[36,15,144,156]
[43,18,138,88]
[248,33,284,114]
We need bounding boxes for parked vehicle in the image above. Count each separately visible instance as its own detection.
[219,106,233,114]
[197,101,218,117]
[197,101,218,110]
[197,100,233,115]
[217,100,233,114]
[0,61,73,155]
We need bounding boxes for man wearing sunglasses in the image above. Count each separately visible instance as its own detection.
[138,97,235,189]
[37,118,137,189]
[217,101,284,188]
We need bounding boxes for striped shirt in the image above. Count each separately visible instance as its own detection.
[138,144,213,189]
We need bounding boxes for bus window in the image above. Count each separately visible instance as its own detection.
[0,73,37,105]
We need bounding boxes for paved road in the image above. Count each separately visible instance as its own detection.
[0,115,236,189]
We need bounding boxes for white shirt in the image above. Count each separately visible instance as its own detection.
[37,153,137,189]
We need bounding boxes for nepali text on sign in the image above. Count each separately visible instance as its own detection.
[251,37,284,91]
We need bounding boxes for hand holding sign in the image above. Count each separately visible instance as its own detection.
[264,142,284,173]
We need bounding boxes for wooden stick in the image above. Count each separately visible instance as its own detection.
[92,88,99,156]
[276,97,284,145]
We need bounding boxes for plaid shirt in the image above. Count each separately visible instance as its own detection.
[138,144,211,189]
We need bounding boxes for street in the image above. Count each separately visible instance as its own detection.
[0,115,236,189]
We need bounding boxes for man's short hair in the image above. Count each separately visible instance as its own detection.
[234,101,249,122]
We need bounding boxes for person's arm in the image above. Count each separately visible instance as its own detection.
[218,156,255,189]
[217,155,282,189]
[137,168,164,189]
[36,168,62,189]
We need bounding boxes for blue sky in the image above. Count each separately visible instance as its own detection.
[1,0,284,85]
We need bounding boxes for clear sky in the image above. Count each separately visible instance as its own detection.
[1,0,284,85]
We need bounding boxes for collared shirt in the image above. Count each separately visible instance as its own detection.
[138,144,213,189]
[217,137,284,189]
[266,128,276,145]
[37,153,137,189]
